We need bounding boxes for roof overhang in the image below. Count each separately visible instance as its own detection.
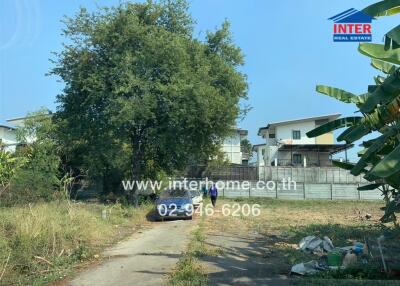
[258,114,341,136]
[252,143,266,151]
[7,110,53,126]
[237,129,248,136]
[0,125,16,131]
[278,144,353,155]
[257,127,268,136]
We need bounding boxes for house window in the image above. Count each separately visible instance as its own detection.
[293,154,302,165]
[292,130,301,140]
[269,133,275,138]
[261,149,265,156]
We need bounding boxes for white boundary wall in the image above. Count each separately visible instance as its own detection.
[220,181,382,201]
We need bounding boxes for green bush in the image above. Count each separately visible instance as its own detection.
[0,110,61,206]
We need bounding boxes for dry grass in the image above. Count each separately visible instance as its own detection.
[197,198,400,284]
[0,201,152,285]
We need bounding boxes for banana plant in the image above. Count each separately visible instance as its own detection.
[307,0,400,224]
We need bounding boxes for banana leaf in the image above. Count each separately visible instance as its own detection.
[374,76,386,85]
[351,128,397,175]
[359,68,400,113]
[338,124,371,143]
[358,148,367,156]
[359,43,400,65]
[361,140,375,148]
[316,85,362,104]
[378,140,399,155]
[337,126,357,142]
[386,173,400,188]
[364,172,381,182]
[332,160,356,170]
[362,0,400,17]
[358,183,383,190]
[369,144,400,178]
[306,117,362,138]
[371,59,397,74]
[385,25,400,48]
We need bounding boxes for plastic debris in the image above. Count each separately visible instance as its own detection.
[299,236,334,254]
[291,260,320,275]
[293,237,371,275]
[342,252,357,268]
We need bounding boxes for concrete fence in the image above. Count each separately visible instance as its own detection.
[220,182,382,201]
[260,166,368,184]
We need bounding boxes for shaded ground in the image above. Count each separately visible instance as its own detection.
[67,218,198,286]
[199,209,292,286]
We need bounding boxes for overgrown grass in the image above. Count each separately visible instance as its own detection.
[0,201,152,285]
[168,219,209,286]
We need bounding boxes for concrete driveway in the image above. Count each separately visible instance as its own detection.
[68,218,198,286]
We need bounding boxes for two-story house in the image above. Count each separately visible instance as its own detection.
[256,114,351,167]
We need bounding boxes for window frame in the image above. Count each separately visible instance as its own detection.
[293,154,302,165]
[292,130,301,140]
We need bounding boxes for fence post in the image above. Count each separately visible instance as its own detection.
[330,183,333,200]
[357,183,361,200]
[275,181,278,199]
[326,169,328,183]
[222,188,225,198]
[303,182,306,200]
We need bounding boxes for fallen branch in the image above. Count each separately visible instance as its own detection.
[34,256,53,266]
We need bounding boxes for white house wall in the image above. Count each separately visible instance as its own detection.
[222,133,242,164]
[265,146,279,165]
[0,128,17,152]
[255,146,266,167]
[275,121,316,144]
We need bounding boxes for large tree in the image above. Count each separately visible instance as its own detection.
[51,0,248,199]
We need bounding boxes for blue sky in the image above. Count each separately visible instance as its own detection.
[0,0,398,160]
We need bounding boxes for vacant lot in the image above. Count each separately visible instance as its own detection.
[0,201,152,286]
[170,198,400,286]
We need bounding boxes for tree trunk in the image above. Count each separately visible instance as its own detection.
[130,133,143,207]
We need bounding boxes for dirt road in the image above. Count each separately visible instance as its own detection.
[198,211,292,286]
[68,219,198,286]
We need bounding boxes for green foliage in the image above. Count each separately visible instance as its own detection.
[316,85,363,105]
[362,0,400,17]
[0,149,26,194]
[168,222,208,286]
[0,110,61,206]
[51,0,248,198]
[240,138,252,159]
[307,1,400,224]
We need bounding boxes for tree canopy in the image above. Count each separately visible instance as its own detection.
[51,0,248,197]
